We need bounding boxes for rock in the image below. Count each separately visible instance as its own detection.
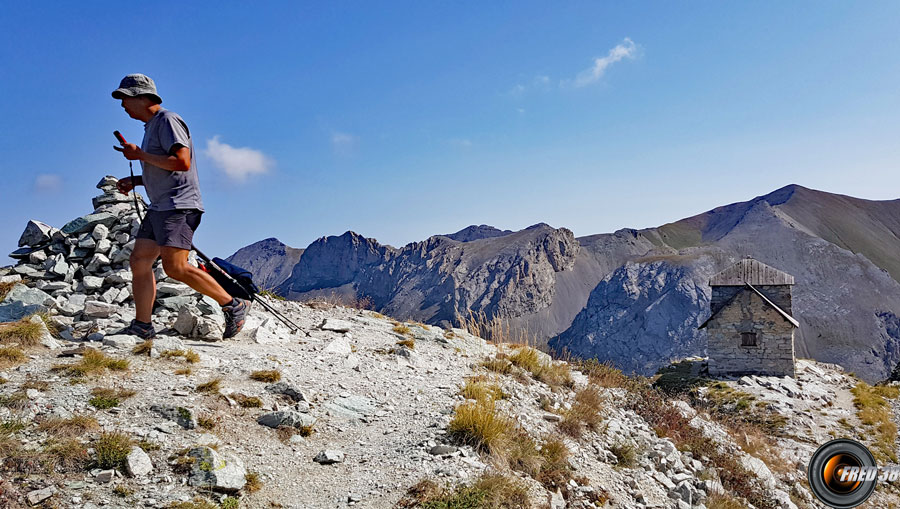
[265,382,311,403]
[320,318,352,333]
[57,294,86,317]
[96,469,116,483]
[157,282,193,296]
[85,253,110,272]
[125,446,153,477]
[77,235,96,249]
[0,284,53,322]
[94,238,112,254]
[149,337,185,358]
[0,274,22,284]
[542,413,562,422]
[61,212,117,235]
[187,447,247,493]
[313,450,344,465]
[83,276,104,291]
[323,395,377,420]
[28,250,48,264]
[83,300,116,318]
[257,411,316,429]
[158,296,195,311]
[103,335,138,350]
[91,223,110,241]
[323,337,353,356]
[150,405,196,429]
[173,306,198,336]
[549,489,565,509]
[18,220,54,247]
[26,486,56,505]
[429,445,458,455]
[106,270,133,284]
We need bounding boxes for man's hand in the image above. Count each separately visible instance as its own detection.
[113,142,143,161]
[116,176,141,195]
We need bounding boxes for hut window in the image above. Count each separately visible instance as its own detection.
[741,332,757,347]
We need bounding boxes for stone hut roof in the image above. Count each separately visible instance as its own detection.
[709,258,794,286]
[699,283,799,329]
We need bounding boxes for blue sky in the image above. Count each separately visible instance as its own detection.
[2,2,899,262]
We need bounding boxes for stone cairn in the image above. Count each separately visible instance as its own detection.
[1,176,224,343]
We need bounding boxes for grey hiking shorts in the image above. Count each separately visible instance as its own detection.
[136,209,202,250]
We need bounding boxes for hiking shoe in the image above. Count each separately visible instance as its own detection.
[222,298,250,339]
[115,319,156,340]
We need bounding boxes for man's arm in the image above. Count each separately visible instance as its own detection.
[114,144,191,171]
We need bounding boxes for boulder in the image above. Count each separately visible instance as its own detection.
[313,450,344,465]
[18,220,54,247]
[257,410,316,429]
[83,300,116,318]
[125,446,153,477]
[61,212,117,235]
[187,447,247,493]
[0,284,53,322]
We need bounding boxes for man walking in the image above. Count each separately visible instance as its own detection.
[111,73,248,340]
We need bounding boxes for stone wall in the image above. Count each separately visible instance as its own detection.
[707,289,796,377]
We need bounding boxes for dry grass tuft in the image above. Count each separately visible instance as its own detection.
[196,377,223,394]
[197,414,220,431]
[448,399,512,454]
[94,431,132,470]
[0,390,29,410]
[0,346,27,369]
[481,357,513,375]
[460,376,507,403]
[234,394,263,408]
[0,318,43,347]
[0,281,15,302]
[175,367,193,376]
[396,338,416,349]
[52,348,129,376]
[184,349,200,364]
[89,387,137,409]
[250,370,281,383]
[398,472,530,509]
[132,340,153,356]
[851,381,900,462]
[558,385,605,438]
[44,438,90,472]
[579,358,629,388]
[39,415,99,437]
[393,324,412,336]
[244,471,263,493]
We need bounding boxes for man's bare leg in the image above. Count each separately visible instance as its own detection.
[160,246,232,305]
[130,239,161,323]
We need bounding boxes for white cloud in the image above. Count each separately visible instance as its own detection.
[204,136,273,182]
[331,131,357,155]
[570,38,638,88]
[509,75,552,97]
[447,138,473,149]
[34,174,62,193]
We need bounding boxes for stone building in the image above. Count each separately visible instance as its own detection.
[699,258,798,377]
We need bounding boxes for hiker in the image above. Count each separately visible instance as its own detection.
[110,73,248,340]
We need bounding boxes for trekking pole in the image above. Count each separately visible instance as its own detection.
[192,246,303,333]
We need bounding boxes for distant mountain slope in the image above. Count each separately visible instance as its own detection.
[225,238,303,291]
[234,185,900,382]
[442,224,514,242]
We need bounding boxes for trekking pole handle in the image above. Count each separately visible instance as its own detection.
[114,131,127,145]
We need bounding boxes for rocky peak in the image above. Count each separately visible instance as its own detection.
[442,224,514,242]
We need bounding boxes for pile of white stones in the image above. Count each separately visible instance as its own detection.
[2,175,223,341]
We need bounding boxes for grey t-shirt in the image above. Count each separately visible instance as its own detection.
[140,109,204,211]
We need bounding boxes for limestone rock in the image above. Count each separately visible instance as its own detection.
[187,447,247,493]
[125,446,153,477]
[18,220,54,247]
[0,284,53,322]
[313,450,344,465]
